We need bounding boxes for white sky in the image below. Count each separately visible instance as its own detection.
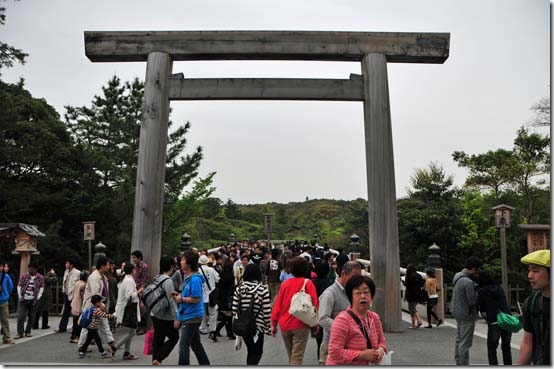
[2,0,550,204]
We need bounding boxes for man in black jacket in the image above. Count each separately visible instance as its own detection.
[477,271,511,365]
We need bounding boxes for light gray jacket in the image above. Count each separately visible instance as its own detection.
[450,269,478,321]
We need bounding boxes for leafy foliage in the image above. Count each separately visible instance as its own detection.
[0,1,28,76]
[0,76,204,271]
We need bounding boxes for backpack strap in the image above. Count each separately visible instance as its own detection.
[199,267,211,290]
[347,310,372,349]
[144,275,170,308]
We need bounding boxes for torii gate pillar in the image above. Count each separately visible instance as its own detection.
[131,52,172,277]
[362,53,402,332]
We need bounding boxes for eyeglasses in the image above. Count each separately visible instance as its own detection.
[353,290,371,297]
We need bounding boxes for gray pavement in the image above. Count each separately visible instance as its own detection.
[0,313,521,365]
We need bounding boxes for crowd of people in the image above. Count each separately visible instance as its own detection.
[0,240,549,365]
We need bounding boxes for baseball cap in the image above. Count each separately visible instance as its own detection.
[521,249,550,268]
[198,255,209,265]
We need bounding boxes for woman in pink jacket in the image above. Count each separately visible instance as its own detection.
[327,274,388,365]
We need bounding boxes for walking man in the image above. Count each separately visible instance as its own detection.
[317,261,362,364]
[518,249,550,365]
[78,256,114,352]
[450,256,482,365]
[55,257,80,333]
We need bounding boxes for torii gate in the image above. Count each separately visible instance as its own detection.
[84,30,450,332]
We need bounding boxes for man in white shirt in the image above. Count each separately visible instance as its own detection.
[55,257,80,334]
[198,255,220,339]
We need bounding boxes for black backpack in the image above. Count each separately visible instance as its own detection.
[232,286,260,337]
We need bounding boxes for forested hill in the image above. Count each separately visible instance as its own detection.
[184,198,370,256]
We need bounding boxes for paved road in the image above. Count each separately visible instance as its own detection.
[0,313,520,365]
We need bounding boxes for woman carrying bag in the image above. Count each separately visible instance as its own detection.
[271,256,319,365]
[111,263,140,360]
[232,264,271,365]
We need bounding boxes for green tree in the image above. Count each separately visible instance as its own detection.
[0,80,98,269]
[65,76,204,261]
[224,199,241,220]
[397,163,464,273]
[0,1,28,76]
[509,127,550,222]
[162,173,216,255]
[201,197,223,219]
[452,149,514,198]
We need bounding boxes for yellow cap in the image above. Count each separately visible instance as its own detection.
[521,249,550,268]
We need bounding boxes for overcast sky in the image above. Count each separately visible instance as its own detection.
[2,0,550,204]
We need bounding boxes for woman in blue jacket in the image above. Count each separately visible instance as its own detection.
[0,260,14,344]
[175,250,210,365]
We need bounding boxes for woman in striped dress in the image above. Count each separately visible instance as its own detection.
[232,264,271,365]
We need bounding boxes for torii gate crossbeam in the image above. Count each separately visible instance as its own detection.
[84,30,450,332]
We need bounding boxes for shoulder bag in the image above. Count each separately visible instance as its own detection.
[289,279,318,327]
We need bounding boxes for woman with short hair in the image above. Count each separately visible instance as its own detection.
[327,274,388,365]
[271,256,319,365]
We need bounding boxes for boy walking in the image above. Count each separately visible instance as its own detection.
[79,295,114,360]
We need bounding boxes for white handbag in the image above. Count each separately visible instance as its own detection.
[289,278,318,327]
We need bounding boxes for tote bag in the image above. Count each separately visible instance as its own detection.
[289,279,318,327]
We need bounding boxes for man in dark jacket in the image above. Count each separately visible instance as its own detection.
[450,256,481,365]
[477,270,512,365]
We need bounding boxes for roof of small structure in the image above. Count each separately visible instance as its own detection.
[491,204,516,211]
[0,223,45,238]
[517,224,551,230]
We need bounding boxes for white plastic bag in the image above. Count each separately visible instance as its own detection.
[235,336,243,351]
[381,350,393,365]
[289,279,318,327]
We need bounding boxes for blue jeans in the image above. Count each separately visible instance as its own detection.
[178,322,210,365]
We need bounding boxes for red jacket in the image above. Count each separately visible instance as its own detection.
[271,277,319,332]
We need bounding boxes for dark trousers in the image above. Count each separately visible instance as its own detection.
[216,312,233,337]
[426,297,439,324]
[32,310,48,329]
[243,332,265,365]
[151,316,179,363]
[178,322,210,365]
[16,300,36,335]
[58,295,72,331]
[80,328,105,353]
[487,324,512,365]
[71,315,82,339]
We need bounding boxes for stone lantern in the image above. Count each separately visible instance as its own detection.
[427,242,442,268]
[181,232,191,251]
[93,241,107,268]
[427,242,444,324]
